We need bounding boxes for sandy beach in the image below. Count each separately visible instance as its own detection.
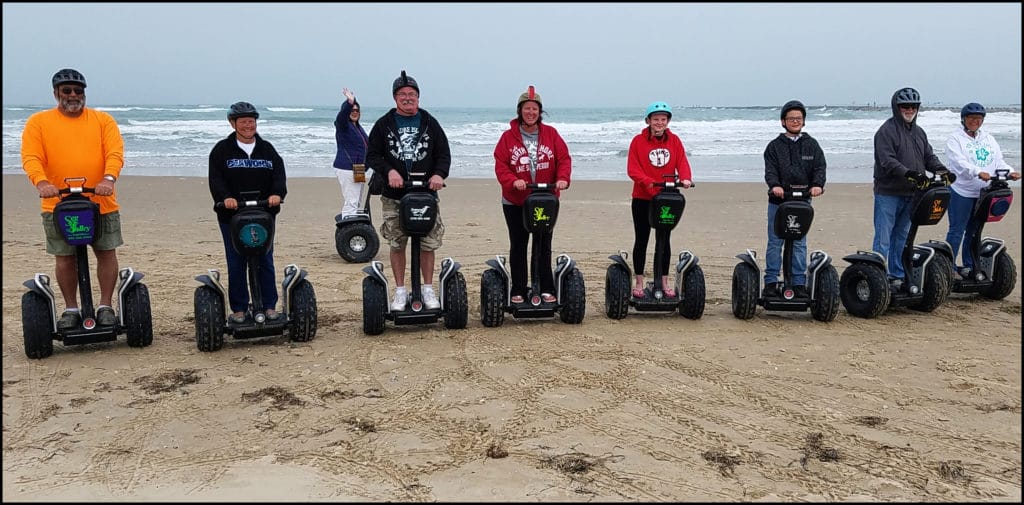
[2,174,1021,501]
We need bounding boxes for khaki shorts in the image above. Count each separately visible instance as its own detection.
[43,211,123,255]
[380,196,444,251]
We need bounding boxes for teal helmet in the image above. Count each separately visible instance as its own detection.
[645,101,672,120]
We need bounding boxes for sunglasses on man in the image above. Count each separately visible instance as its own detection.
[59,86,85,96]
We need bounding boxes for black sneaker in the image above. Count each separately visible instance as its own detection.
[793,285,809,299]
[762,282,781,298]
[58,310,82,330]
[97,307,118,326]
[889,278,903,293]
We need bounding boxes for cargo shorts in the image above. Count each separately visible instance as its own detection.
[42,211,123,255]
[380,196,444,251]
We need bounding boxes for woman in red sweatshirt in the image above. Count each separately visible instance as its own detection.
[626,101,693,298]
[493,86,572,304]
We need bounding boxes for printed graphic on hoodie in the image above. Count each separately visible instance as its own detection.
[649,148,671,167]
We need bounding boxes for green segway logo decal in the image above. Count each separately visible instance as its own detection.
[658,206,677,225]
[63,215,91,236]
[239,223,268,247]
[533,207,551,223]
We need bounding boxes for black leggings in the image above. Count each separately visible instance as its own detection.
[631,198,671,276]
[503,203,555,297]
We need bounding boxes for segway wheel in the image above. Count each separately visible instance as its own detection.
[22,291,54,359]
[810,264,840,322]
[930,252,954,300]
[604,264,630,320]
[194,286,225,352]
[443,271,469,330]
[480,269,506,328]
[362,276,387,335]
[336,222,380,263]
[731,262,758,320]
[123,283,153,347]
[677,264,706,320]
[909,257,950,313]
[559,268,586,324]
[839,263,890,319]
[980,251,1016,300]
[288,280,318,342]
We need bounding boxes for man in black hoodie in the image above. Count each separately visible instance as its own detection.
[871,87,948,289]
[366,70,452,312]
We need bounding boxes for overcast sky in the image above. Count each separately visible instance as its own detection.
[3,2,1021,108]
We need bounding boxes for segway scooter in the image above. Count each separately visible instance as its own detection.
[194,191,317,351]
[950,168,1016,299]
[335,168,380,263]
[730,186,839,322]
[361,178,468,334]
[840,173,955,318]
[480,183,586,327]
[605,177,704,320]
[21,177,152,359]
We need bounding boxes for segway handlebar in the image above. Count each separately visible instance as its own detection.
[214,198,281,210]
[769,186,817,199]
[654,180,695,189]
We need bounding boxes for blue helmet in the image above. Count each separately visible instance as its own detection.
[960,102,986,118]
[645,101,672,120]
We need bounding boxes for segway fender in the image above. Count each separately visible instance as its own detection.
[925,239,953,262]
[608,252,631,275]
[675,250,699,274]
[485,255,511,280]
[195,269,228,300]
[280,263,308,315]
[335,213,371,227]
[806,250,832,297]
[437,257,461,308]
[23,274,58,333]
[115,267,145,326]
[843,250,885,269]
[361,261,389,287]
[554,253,576,301]
[735,249,760,272]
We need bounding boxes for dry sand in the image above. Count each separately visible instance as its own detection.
[2,174,1021,501]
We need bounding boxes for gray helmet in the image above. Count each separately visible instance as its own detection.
[52,68,87,89]
[780,100,806,120]
[894,87,921,106]
[392,70,419,95]
[227,101,259,120]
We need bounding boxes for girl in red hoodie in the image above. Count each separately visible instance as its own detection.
[493,86,572,303]
[626,101,693,298]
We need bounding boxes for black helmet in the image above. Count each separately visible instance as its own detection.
[227,101,259,120]
[780,100,806,120]
[392,70,419,95]
[960,102,986,118]
[894,87,921,106]
[52,68,87,89]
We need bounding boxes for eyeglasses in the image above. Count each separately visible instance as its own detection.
[784,117,803,123]
[351,109,360,113]
[395,92,419,98]
[60,86,85,96]
[899,104,919,110]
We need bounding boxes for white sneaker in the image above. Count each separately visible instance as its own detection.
[421,284,441,310]
[391,289,407,311]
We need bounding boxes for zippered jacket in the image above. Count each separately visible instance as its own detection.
[332,100,368,170]
[208,132,288,223]
[873,91,947,196]
[763,132,826,204]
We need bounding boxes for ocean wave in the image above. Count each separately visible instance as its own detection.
[267,107,314,112]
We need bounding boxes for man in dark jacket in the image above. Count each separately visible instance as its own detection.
[871,87,948,288]
[366,70,452,311]
[208,101,288,323]
[762,99,826,298]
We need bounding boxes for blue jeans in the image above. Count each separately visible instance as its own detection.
[219,222,278,313]
[944,190,978,270]
[765,202,808,286]
[872,194,913,280]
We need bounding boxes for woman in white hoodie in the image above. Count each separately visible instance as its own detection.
[944,102,1020,278]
